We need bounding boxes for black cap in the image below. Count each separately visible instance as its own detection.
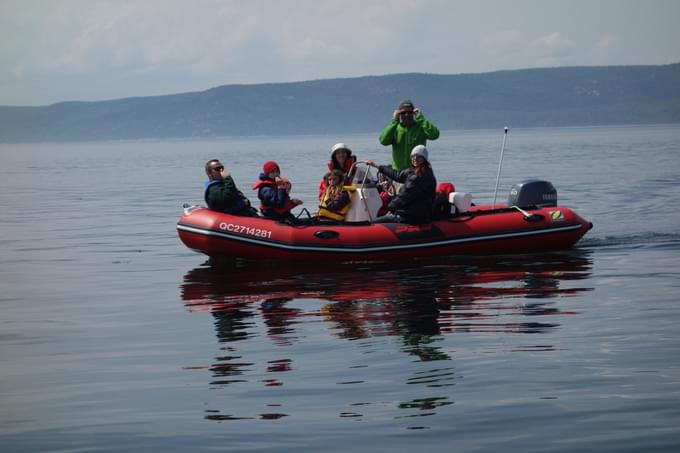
[398,99,414,110]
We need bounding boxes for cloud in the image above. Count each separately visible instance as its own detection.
[582,33,621,64]
[529,32,573,58]
[1,0,679,105]
[595,34,619,50]
[480,30,574,69]
[2,1,265,78]
[3,0,423,81]
[478,30,526,70]
[481,30,525,52]
[271,1,421,70]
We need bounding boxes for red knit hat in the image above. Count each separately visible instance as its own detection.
[263,161,280,174]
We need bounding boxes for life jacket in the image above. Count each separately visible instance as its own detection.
[318,186,354,221]
[318,155,358,199]
[204,179,248,214]
[436,182,455,197]
[252,178,296,215]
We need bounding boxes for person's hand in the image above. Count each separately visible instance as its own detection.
[276,176,291,189]
[220,169,231,178]
[392,109,402,119]
[364,160,377,168]
[291,198,303,206]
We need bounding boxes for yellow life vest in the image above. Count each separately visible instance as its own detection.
[318,186,354,221]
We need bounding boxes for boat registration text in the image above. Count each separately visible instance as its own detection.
[219,222,273,239]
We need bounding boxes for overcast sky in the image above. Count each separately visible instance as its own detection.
[1,0,679,106]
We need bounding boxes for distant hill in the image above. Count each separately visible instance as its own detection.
[1,63,679,142]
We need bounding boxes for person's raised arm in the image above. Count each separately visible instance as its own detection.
[378,116,399,145]
[415,109,440,140]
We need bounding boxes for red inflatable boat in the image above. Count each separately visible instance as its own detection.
[177,180,592,262]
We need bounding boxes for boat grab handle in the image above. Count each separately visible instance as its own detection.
[511,205,544,222]
[314,230,340,239]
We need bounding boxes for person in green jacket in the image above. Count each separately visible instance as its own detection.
[204,159,257,216]
[378,99,440,170]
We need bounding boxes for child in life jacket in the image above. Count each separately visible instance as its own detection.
[252,161,303,221]
[317,169,353,221]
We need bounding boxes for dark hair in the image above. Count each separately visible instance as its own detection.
[329,169,344,181]
[331,149,353,171]
[205,159,220,173]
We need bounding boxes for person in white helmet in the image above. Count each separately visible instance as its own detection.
[318,143,357,200]
[365,145,436,224]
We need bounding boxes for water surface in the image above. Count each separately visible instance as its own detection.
[1,125,680,451]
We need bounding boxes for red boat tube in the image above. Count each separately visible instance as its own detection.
[176,204,592,262]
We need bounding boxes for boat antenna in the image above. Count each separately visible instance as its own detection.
[492,127,509,209]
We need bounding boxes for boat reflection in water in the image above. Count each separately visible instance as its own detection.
[181,252,593,357]
[180,252,593,422]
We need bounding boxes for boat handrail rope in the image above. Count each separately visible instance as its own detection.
[296,207,313,220]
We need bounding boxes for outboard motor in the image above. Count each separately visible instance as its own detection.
[507,179,557,208]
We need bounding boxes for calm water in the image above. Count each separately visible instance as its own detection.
[1,125,680,452]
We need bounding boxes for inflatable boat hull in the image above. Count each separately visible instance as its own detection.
[177,205,592,262]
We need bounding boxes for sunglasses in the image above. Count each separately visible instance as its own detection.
[211,166,224,171]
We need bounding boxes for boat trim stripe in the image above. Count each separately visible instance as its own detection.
[177,222,584,253]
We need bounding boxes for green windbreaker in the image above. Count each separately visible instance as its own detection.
[378,113,440,170]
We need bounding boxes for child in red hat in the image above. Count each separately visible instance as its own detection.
[252,161,303,221]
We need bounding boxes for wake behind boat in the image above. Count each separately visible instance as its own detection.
[177,178,593,262]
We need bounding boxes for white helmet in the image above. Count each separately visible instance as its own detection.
[331,143,351,154]
[410,145,428,161]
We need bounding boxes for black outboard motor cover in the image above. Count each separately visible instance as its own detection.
[507,180,557,208]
